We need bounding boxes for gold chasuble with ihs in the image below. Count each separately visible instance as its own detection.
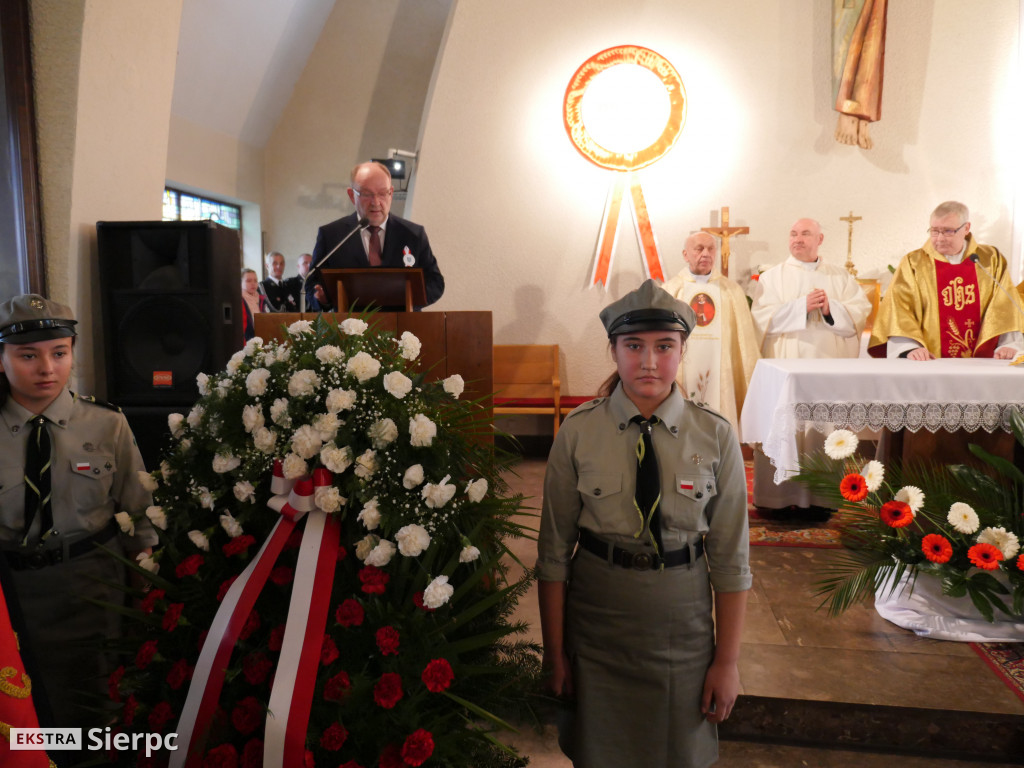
[869,234,1024,358]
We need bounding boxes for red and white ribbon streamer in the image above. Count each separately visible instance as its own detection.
[590,172,665,287]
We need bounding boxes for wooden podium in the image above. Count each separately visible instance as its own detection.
[321,268,426,312]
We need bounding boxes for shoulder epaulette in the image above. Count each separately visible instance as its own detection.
[688,399,730,424]
[564,397,605,420]
[71,392,123,413]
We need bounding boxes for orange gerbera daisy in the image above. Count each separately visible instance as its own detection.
[1018,554,1024,572]
[967,542,1003,571]
[839,473,868,502]
[879,500,913,528]
[921,534,953,564]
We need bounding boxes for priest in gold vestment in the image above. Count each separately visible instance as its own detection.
[662,232,760,438]
[869,201,1024,360]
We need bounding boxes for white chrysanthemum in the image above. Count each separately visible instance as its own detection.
[383,371,413,399]
[313,412,340,442]
[355,534,379,561]
[216,379,233,395]
[422,475,457,509]
[246,368,271,396]
[196,372,211,396]
[137,470,159,492]
[168,413,185,438]
[824,429,858,460]
[465,478,488,503]
[136,552,159,574]
[282,452,308,479]
[226,350,246,373]
[187,404,205,430]
[442,374,465,399]
[423,575,454,609]
[325,388,357,413]
[409,413,437,447]
[288,369,321,397]
[398,331,421,360]
[396,524,431,557]
[315,485,345,514]
[947,502,980,534]
[354,449,378,479]
[978,526,1020,560]
[270,398,291,427]
[253,427,278,454]
[212,452,241,474]
[459,544,481,563]
[346,351,381,382]
[114,511,135,536]
[145,505,167,530]
[187,530,210,551]
[275,345,291,363]
[198,487,216,510]
[233,480,256,504]
[320,444,353,474]
[242,404,265,434]
[895,486,924,514]
[315,344,344,364]
[287,319,314,336]
[365,539,397,567]
[403,464,424,489]
[340,318,368,336]
[861,460,884,493]
[369,417,399,449]
[357,498,381,530]
[220,512,243,538]
[291,424,324,460]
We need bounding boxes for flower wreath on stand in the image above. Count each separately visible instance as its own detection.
[102,316,540,768]
[792,410,1024,623]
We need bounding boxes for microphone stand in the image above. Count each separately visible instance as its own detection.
[301,217,370,314]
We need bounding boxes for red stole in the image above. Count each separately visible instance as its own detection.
[0,585,51,767]
[934,260,996,358]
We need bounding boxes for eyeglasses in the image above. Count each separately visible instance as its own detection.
[352,187,392,202]
[927,223,967,238]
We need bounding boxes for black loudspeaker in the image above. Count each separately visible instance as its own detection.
[121,404,183,471]
[98,220,241,406]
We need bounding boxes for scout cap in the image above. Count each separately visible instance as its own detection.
[600,279,695,338]
[0,294,78,344]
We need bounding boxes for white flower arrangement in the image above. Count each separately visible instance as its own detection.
[823,429,858,460]
[948,502,980,534]
[144,506,168,530]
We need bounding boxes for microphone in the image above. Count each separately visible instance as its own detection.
[968,253,1024,360]
[302,217,370,313]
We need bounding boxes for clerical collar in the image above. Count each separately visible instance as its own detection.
[688,270,712,284]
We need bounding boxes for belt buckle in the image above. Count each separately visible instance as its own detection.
[631,552,654,571]
[26,551,49,569]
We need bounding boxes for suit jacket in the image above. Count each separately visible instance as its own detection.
[306,213,445,310]
[260,276,301,313]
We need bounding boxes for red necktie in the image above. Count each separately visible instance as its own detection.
[367,226,382,266]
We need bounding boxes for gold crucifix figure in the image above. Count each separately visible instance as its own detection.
[701,206,749,277]
[840,210,862,276]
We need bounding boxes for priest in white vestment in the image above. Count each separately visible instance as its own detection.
[749,218,871,515]
[662,232,760,438]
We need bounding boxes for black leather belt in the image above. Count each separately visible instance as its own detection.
[3,521,120,571]
[578,528,703,571]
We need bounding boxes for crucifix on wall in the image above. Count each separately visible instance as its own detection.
[701,206,748,277]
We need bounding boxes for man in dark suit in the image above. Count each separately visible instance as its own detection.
[306,161,445,310]
[260,251,301,312]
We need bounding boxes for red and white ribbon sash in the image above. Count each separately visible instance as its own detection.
[591,172,665,287]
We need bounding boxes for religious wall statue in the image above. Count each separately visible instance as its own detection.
[833,0,887,150]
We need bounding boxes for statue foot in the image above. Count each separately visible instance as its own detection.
[834,114,858,145]
[857,119,873,150]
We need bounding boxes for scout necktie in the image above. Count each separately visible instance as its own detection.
[367,225,383,266]
[631,415,664,561]
[22,416,54,546]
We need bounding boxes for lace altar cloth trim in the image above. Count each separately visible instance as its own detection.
[793,401,1021,434]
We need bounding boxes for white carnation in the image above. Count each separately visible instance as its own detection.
[242,404,265,433]
[168,413,185,438]
[136,551,159,574]
[465,478,488,503]
[320,444,353,474]
[243,336,263,356]
[114,511,135,536]
[824,429,858,460]
[220,512,243,538]
[291,424,324,460]
[137,470,159,492]
[355,534,379,561]
[459,544,481,563]
[270,398,292,427]
[198,487,216,510]
[369,418,399,448]
[287,319,313,336]
[340,318,368,336]
[212,452,241,474]
[423,575,454,609]
[346,351,381,382]
[422,475,457,508]
[187,404,205,430]
[442,374,465,399]
[275,345,291,363]
[365,539,397,567]
[409,413,437,447]
[403,464,424,489]
[978,526,1020,560]
[282,452,308,479]
[253,427,278,454]
[196,372,211,396]
[216,379,233,396]
[861,460,884,493]
[313,412,340,442]
[354,449,378,479]
[398,331,421,360]
[315,485,345,514]
[288,369,321,397]
[315,344,344,364]
[187,529,210,551]
[233,480,256,503]
[326,388,357,413]
[246,368,271,396]
[145,505,167,530]
[226,350,246,373]
[396,524,431,557]
[383,371,413,399]
[357,498,381,530]
[947,502,980,534]
[895,485,925,514]
[159,460,174,480]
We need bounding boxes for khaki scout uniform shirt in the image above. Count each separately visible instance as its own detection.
[538,383,751,593]
[0,388,157,551]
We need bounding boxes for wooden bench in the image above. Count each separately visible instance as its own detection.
[493,344,561,436]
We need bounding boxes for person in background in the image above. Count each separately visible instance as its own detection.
[260,250,301,312]
[538,280,750,768]
[242,267,269,342]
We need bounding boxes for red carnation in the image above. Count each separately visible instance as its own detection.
[238,610,261,642]
[879,500,914,528]
[335,598,364,627]
[202,743,239,768]
[401,729,435,767]
[217,575,238,602]
[231,696,264,735]
[242,652,273,685]
[122,694,138,726]
[175,554,204,578]
[162,602,185,632]
[223,534,257,557]
[413,591,435,612]
[839,473,869,503]
[922,534,953,564]
[268,624,286,652]
[135,639,159,670]
[968,542,1003,571]
[167,658,193,690]
[323,670,352,701]
[148,701,174,733]
[337,544,347,561]
[422,658,454,692]
[108,665,124,702]
[373,672,403,709]
[269,566,294,585]
[321,634,339,665]
[375,625,400,656]
[319,722,348,751]
[358,565,389,594]
[140,588,165,614]
[240,739,263,768]
[1018,554,1024,572]
[378,745,404,768]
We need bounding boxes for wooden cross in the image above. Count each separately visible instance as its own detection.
[840,210,862,276]
[701,206,749,277]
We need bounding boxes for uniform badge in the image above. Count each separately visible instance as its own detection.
[76,462,90,472]
[29,298,45,309]
[83,442,95,452]
[679,480,694,491]
[402,247,415,267]
[691,454,703,465]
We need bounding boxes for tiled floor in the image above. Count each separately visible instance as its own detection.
[501,457,1024,766]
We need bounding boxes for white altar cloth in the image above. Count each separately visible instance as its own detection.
[740,358,1024,483]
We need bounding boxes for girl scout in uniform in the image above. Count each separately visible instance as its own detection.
[0,294,157,731]
[538,280,751,768]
